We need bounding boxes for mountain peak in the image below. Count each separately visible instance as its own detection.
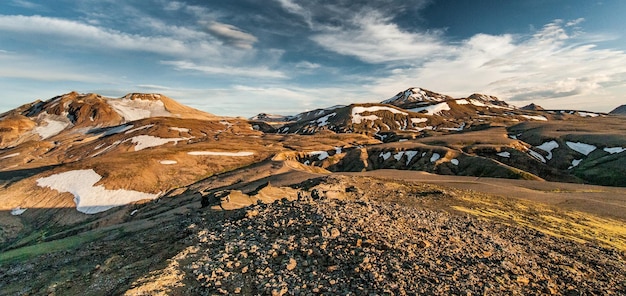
[520,103,545,111]
[382,87,453,108]
[609,104,626,116]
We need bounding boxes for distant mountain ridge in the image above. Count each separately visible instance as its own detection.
[610,104,626,115]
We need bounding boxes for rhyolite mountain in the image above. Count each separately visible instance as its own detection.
[251,87,626,187]
[1,89,626,295]
[610,104,626,115]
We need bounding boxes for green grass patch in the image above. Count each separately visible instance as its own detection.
[0,229,108,264]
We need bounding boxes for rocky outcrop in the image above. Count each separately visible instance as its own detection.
[185,189,626,295]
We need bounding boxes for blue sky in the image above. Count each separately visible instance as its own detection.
[1,0,626,117]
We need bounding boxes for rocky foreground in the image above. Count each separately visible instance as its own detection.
[181,194,625,295]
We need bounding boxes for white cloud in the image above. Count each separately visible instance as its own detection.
[206,21,258,49]
[0,51,115,82]
[295,61,321,69]
[162,60,286,79]
[136,84,172,91]
[365,19,626,111]
[0,15,210,57]
[275,0,312,26]
[311,11,445,63]
[10,0,42,9]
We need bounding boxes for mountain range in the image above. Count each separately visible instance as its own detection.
[1,88,625,294]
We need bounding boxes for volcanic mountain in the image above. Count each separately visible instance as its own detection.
[1,89,626,295]
[610,104,626,115]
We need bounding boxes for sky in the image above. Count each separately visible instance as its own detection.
[1,0,626,117]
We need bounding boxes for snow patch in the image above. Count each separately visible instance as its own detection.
[569,159,583,169]
[379,151,392,161]
[107,98,170,121]
[0,152,20,160]
[130,135,187,151]
[455,99,470,105]
[443,122,466,132]
[125,124,155,134]
[33,114,70,139]
[352,106,407,124]
[11,207,27,215]
[578,112,599,117]
[170,127,190,133]
[405,151,419,165]
[469,100,486,107]
[315,113,336,127]
[430,153,440,163]
[411,118,428,124]
[160,160,178,165]
[36,169,159,214]
[536,140,559,160]
[188,151,254,156]
[409,102,451,115]
[528,150,546,163]
[497,151,511,158]
[520,115,548,121]
[566,142,597,155]
[451,159,459,165]
[310,151,330,160]
[604,147,626,154]
[393,151,405,161]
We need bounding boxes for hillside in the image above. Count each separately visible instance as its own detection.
[1,90,625,294]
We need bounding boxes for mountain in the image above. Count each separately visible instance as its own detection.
[610,104,626,115]
[520,103,545,111]
[1,89,626,294]
[252,87,626,187]
[382,87,453,109]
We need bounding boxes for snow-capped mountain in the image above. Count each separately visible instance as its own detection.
[382,87,453,108]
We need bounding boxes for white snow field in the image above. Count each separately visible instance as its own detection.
[404,151,419,165]
[159,160,178,165]
[430,153,441,162]
[130,135,188,151]
[536,141,559,160]
[315,113,336,127]
[187,151,254,156]
[11,207,27,215]
[107,97,170,121]
[379,151,392,161]
[310,151,330,160]
[36,169,159,214]
[520,115,548,121]
[497,151,511,158]
[409,102,451,115]
[604,147,626,154]
[410,118,428,124]
[33,113,71,139]
[566,142,597,155]
[351,106,408,124]
[451,159,459,165]
[169,127,190,133]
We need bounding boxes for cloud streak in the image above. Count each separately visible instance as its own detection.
[206,22,258,49]
[162,60,286,79]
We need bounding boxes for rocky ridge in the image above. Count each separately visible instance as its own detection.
[177,179,626,295]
